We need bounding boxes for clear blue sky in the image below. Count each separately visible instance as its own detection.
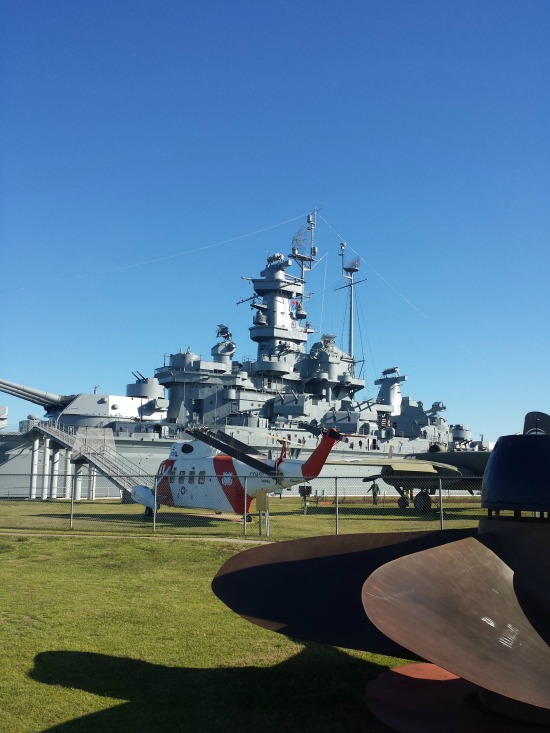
[1,0,549,441]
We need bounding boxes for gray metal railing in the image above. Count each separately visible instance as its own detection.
[34,421,154,491]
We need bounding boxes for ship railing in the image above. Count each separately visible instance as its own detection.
[88,443,155,490]
[35,421,154,492]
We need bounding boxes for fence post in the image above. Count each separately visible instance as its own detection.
[70,472,76,530]
[153,476,158,533]
[335,477,339,535]
[265,493,270,538]
[243,477,247,538]
[438,478,444,530]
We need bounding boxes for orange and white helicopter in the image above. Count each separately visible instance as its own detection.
[130,426,341,515]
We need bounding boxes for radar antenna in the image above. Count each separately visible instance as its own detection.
[216,324,232,341]
[288,211,319,324]
[291,224,307,253]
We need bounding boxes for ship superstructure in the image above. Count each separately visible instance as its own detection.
[151,212,456,452]
[0,213,481,498]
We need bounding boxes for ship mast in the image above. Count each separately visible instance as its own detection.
[337,243,364,377]
[290,211,318,312]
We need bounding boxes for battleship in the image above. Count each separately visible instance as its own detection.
[0,213,487,501]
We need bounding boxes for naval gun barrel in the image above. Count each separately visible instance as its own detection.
[0,378,76,410]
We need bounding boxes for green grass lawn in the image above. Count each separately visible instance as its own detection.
[0,534,403,732]
[0,495,483,540]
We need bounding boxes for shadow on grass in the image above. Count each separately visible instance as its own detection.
[35,512,236,528]
[269,506,431,520]
[30,645,391,732]
[434,510,485,524]
[275,505,482,524]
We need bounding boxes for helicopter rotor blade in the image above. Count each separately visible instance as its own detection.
[185,427,277,476]
[214,430,266,457]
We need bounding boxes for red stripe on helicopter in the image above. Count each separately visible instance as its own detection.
[155,458,176,506]
[213,455,253,514]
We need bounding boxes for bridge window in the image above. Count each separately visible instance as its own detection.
[178,470,186,484]
[198,471,206,484]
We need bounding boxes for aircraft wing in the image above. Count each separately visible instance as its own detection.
[342,455,479,495]
[384,460,461,477]
[327,456,462,476]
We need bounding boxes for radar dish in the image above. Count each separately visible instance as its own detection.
[216,324,232,340]
[344,256,360,274]
[292,225,307,252]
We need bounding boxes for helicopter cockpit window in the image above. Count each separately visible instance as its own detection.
[198,470,206,484]
[178,470,186,484]
[169,468,176,483]
[181,444,194,453]
[189,470,196,485]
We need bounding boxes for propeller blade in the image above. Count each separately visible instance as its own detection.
[212,528,476,656]
[523,410,550,435]
[362,533,550,711]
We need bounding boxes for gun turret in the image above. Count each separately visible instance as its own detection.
[0,378,76,411]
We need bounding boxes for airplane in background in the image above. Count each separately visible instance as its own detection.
[299,420,490,511]
[131,426,341,515]
[361,451,487,510]
[360,411,550,510]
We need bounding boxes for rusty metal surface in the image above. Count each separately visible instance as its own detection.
[362,535,550,711]
[213,428,550,725]
[367,663,550,733]
[479,519,550,646]
[212,528,476,656]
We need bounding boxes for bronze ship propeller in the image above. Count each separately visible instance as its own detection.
[212,412,550,731]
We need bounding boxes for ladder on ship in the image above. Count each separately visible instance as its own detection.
[33,422,154,494]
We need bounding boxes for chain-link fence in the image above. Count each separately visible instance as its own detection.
[0,472,485,539]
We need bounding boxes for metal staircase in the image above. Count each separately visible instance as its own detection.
[33,422,154,493]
